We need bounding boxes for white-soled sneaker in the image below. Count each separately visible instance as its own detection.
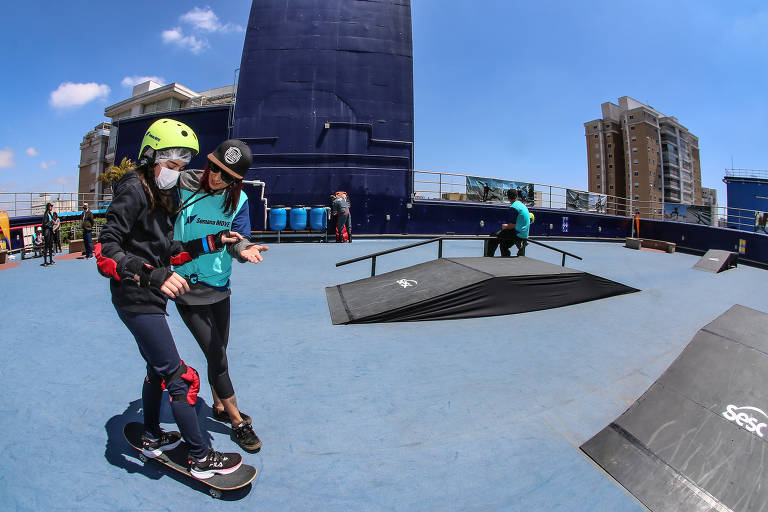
[140,430,182,458]
[188,449,242,480]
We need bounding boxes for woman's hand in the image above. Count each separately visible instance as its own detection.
[240,244,268,263]
[221,231,244,244]
[160,272,190,298]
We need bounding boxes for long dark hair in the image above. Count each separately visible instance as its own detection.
[201,162,242,216]
[134,162,175,215]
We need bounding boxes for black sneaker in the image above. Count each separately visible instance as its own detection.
[188,449,242,480]
[233,422,262,452]
[212,408,251,425]
[141,430,182,458]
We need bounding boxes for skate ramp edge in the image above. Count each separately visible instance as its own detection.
[581,304,768,512]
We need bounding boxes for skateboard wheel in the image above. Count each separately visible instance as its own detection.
[209,489,222,499]
[138,453,148,463]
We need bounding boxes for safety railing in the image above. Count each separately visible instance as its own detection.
[412,169,761,232]
[336,236,582,277]
[0,192,112,218]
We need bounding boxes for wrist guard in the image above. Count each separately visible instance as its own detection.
[182,230,230,259]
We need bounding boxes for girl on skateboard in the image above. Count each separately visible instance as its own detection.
[96,118,243,479]
[171,139,267,452]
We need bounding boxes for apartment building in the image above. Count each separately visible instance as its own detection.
[77,122,111,202]
[584,96,702,216]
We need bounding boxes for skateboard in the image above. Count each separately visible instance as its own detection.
[123,422,257,498]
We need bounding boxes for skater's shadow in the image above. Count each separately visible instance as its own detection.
[104,397,253,500]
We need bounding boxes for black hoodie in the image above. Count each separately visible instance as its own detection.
[98,171,180,315]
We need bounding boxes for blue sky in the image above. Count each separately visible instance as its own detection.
[1,1,766,207]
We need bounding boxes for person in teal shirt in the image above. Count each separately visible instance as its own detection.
[171,139,268,452]
[485,188,530,257]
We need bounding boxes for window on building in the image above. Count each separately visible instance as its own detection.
[630,126,635,131]
[632,147,638,152]
[631,136,637,142]
[594,134,598,139]
[596,164,601,169]
[633,159,639,164]
[634,195,639,200]
[607,143,612,148]
[634,171,639,176]
[608,164,613,169]
[629,115,634,119]
[596,174,601,179]
[609,185,614,190]
[594,143,599,148]
[596,185,601,190]
[608,153,612,158]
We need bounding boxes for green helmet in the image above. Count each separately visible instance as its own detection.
[138,118,199,162]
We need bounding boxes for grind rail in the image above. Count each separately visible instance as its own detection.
[336,236,582,277]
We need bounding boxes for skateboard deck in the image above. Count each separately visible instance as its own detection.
[123,422,257,497]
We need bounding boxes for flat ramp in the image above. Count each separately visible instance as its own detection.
[326,257,637,324]
[693,249,738,273]
[581,304,768,512]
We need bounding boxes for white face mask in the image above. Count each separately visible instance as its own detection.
[155,166,180,190]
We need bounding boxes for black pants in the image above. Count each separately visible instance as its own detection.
[175,297,235,400]
[54,230,62,252]
[116,307,208,459]
[485,229,527,257]
[43,229,54,264]
[344,213,352,241]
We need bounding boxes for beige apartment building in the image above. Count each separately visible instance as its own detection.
[584,96,702,217]
[77,80,235,202]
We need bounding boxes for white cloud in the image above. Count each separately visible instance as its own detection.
[121,75,166,88]
[180,7,243,33]
[55,177,70,185]
[40,161,58,169]
[0,148,15,168]
[49,82,111,109]
[26,147,39,157]
[162,27,208,54]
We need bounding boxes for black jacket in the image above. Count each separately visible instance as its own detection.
[98,171,180,315]
[41,211,54,232]
[81,210,94,232]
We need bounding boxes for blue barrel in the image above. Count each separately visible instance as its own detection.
[309,205,327,231]
[289,206,307,230]
[269,206,287,231]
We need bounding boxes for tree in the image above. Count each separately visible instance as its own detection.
[98,157,135,192]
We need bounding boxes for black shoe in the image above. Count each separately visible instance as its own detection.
[233,421,262,452]
[141,430,182,458]
[188,449,242,480]
[212,408,251,425]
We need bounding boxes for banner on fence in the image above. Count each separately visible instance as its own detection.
[664,204,713,225]
[566,190,607,213]
[466,176,534,205]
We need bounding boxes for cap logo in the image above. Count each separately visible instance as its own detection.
[224,146,242,165]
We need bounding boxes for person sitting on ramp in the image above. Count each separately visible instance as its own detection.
[485,188,530,257]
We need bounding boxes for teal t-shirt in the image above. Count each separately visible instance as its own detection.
[173,189,247,288]
[509,200,530,239]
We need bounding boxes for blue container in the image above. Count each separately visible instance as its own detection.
[310,206,328,231]
[289,206,307,231]
[269,206,287,231]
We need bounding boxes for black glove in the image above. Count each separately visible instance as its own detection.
[182,230,230,259]
[117,257,173,289]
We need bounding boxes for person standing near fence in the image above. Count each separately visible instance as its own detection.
[81,202,95,259]
[41,202,55,266]
[52,212,62,253]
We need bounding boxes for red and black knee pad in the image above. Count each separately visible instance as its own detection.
[161,361,201,406]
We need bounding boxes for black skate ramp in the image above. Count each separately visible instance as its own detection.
[326,257,638,324]
[692,249,738,273]
[581,304,768,512]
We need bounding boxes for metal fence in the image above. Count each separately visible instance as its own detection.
[412,170,763,231]
[0,192,111,218]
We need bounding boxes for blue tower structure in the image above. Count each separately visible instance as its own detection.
[723,169,768,231]
[233,0,414,234]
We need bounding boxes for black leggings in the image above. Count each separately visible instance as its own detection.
[176,297,235,399]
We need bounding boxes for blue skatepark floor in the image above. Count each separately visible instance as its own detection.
[1,239,764,511]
